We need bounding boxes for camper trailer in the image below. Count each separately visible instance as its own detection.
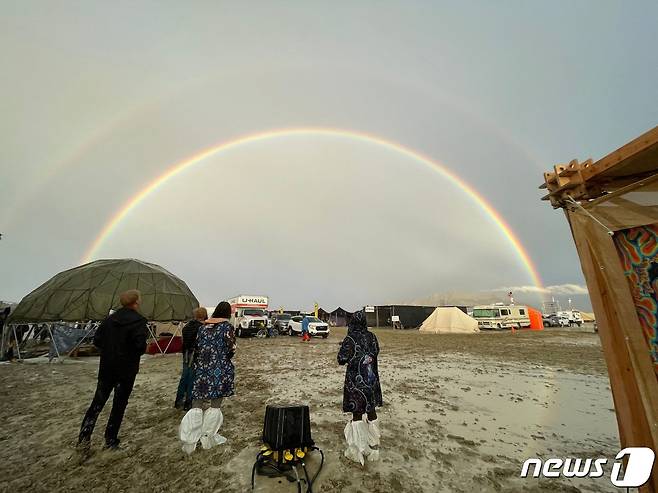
[557,310,583,327]
[228,295,270,337]
[472,304,531,330]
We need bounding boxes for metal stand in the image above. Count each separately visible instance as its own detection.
[147,323,182,355]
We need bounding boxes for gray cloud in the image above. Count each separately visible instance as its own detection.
[1,2,656,312]
[496,284,590,296]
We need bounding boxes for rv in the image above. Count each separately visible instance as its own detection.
[557,310,583,327]
[472,304,531,330]
[228,295,270,337]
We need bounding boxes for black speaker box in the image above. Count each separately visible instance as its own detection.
[262,404,314,452]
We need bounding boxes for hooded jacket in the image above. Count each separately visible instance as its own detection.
[94,307,148,380]
[181,319,202,354]
[337,310,383,413]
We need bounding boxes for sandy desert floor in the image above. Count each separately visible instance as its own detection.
[0,327,621,492]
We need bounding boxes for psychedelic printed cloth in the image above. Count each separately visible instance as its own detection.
[337,310,383,413]
[615,223,658,376]
[191,321,236,400]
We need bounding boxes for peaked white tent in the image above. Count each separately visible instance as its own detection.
[419,307,479,334]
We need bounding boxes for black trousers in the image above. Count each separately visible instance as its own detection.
[78,373,136,446]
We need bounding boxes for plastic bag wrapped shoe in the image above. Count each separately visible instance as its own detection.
[200,408,226,450]
[344,420,373,465]
[343,421,363,465]
[179,408,203,454]
[364,416,381,461]
[367,448,380,461]
[364,417,381,447]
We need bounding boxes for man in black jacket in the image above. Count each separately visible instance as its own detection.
[77,289,148,450]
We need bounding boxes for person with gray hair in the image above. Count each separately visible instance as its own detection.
[174,306,208,410]
[77,289,147,451]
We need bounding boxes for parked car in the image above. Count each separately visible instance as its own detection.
[287,316,330,338]
[543,314,569,327]
[271,313,293,334]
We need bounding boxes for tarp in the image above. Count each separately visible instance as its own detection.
[49,323,97,360]
[146,335,183,355]
[528,307,544,330]
[580,312,596,322]
[418,307,479,334]
[8,258,199,322]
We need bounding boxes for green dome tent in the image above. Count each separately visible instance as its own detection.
[8,258,199,323]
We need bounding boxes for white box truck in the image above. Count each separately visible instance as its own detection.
[228,295,270,337]
[472,304,531,330]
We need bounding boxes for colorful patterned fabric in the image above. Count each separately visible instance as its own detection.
[191,321,236,400]
[614,223,658,375]
[338,310,383,413]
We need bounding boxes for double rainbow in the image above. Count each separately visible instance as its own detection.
[82,127,543,289]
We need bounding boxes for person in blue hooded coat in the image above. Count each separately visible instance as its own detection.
[337,309,382,464]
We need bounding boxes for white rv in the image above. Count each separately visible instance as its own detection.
[228,295,270,337]
[557,310,583,327]
[472,304,531,330]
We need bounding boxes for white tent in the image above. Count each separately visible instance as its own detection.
[418,307,479,334]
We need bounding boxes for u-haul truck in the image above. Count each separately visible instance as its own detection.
[228,295,270,337]
[472,303,531,330]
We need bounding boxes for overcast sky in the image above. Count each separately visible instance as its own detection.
[1,1,657,311]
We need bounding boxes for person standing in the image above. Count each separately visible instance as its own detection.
[77,290,147,450]
[174,307,208,410]
[0,307,10,361]
[337,309,383,465]
[179,301,235,454]
[301,314,311,342]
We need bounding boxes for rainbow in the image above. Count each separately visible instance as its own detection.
[82,127,543,289]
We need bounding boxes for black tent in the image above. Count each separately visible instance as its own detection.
[366,305,468,329]
[328,307,353,327]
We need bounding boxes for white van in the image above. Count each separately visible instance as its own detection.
[472,304,531,330]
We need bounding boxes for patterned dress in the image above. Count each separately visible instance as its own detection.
[191,321,236,400]
[338,310,383,414]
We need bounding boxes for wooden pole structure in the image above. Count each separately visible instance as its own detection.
[541,126,658,492]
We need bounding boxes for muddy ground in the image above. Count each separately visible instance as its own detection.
[0,327,620,492]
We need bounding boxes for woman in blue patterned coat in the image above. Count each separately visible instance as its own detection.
[179,301,236,454]
[338,309,382,465]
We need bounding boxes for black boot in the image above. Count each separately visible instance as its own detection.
[105,438,121,450]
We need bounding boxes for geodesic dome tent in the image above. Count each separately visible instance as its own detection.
[2,259,199,360]
[8,258,199,322]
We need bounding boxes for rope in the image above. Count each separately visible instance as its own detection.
[565,196,614,236]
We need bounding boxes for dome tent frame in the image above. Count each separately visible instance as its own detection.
[1,259,199,361]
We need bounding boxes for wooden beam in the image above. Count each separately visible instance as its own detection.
[581,126,658,181]
[567,210,658,492]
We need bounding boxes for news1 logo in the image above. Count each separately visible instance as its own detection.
[521,447,655,487]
